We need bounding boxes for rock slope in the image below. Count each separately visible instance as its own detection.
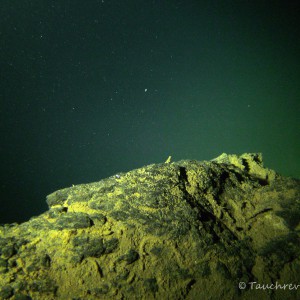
[0,153,299,300]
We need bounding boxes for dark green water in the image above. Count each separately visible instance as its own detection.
[0,1,299,223]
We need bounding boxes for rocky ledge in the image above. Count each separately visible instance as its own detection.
[0,153,299,300]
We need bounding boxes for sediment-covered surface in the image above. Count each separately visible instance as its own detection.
[0,153,299,299]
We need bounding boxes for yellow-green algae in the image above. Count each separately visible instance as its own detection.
[0,153,299,299]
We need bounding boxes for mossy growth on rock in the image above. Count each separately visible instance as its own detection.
[0,153,299,299]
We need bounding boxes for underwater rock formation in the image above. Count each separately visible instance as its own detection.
[0,153,299,299]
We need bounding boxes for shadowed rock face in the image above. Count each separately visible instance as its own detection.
[0,153,299,300]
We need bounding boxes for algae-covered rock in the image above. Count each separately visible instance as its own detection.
[0,153,299,300]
